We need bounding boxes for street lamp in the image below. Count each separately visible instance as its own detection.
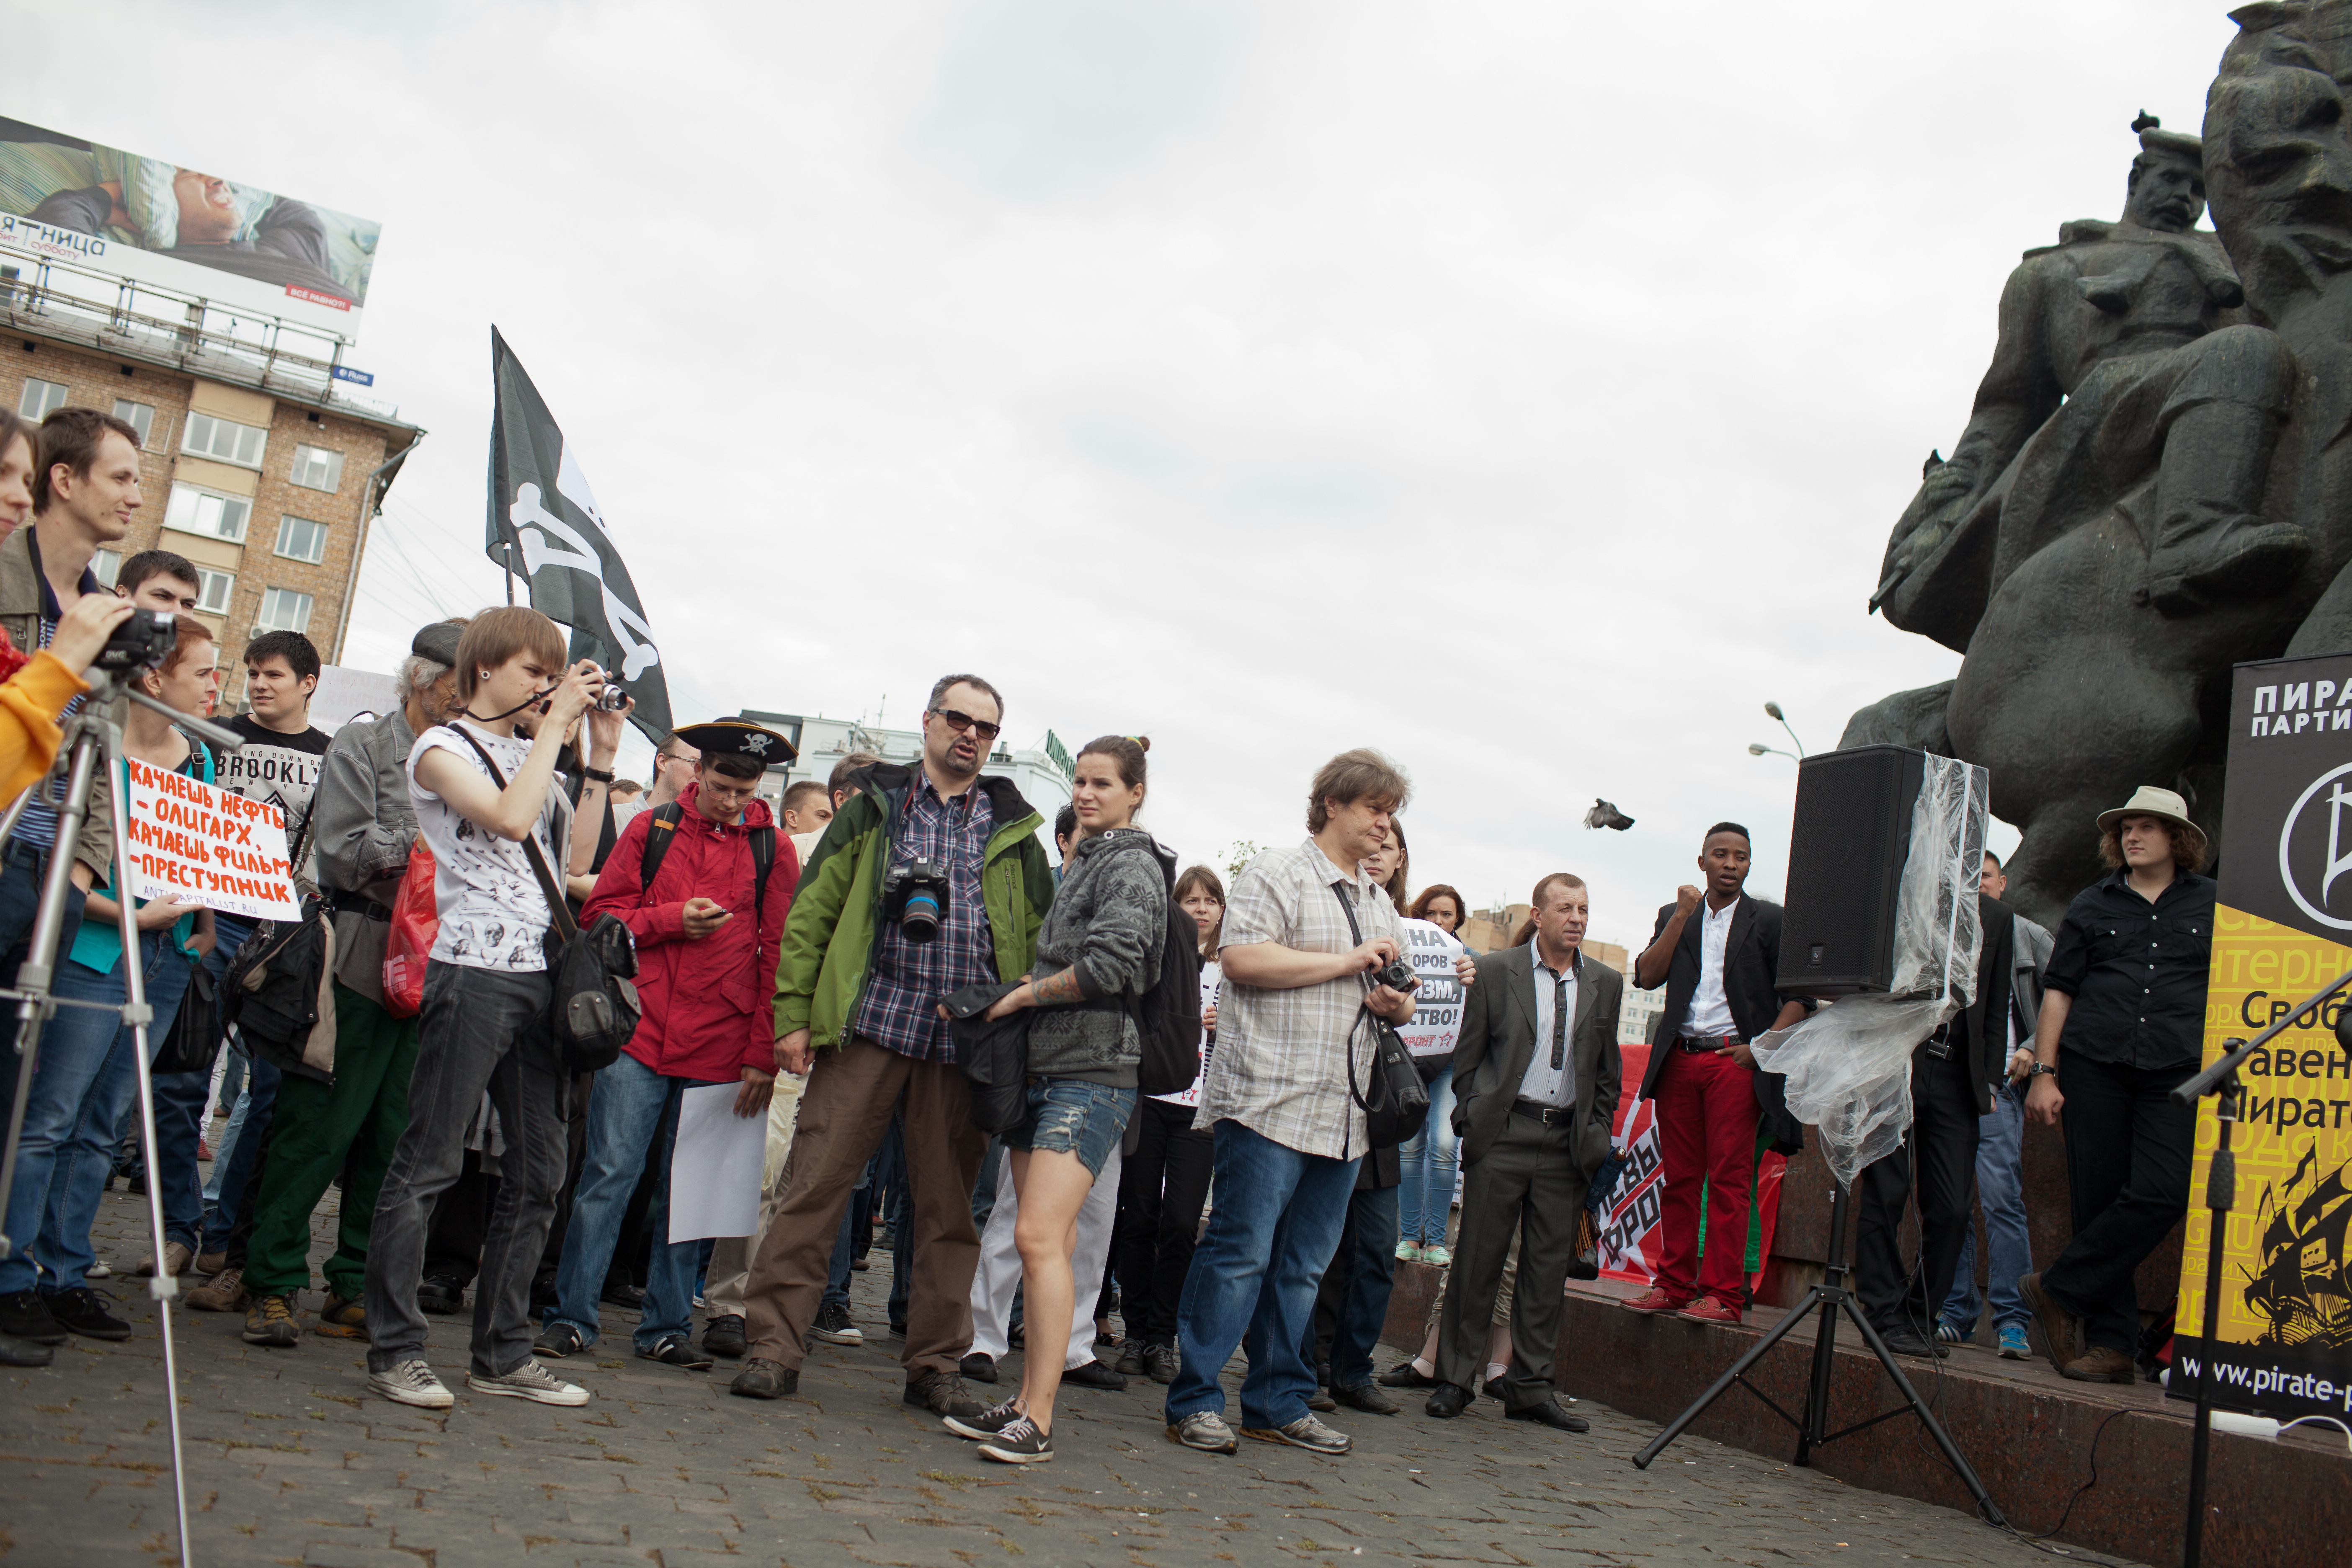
[1763,700,1807,757]
[1748,742,1800,762]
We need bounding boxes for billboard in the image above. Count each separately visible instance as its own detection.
[0,116,380,339]
[2171,651,2352,1424]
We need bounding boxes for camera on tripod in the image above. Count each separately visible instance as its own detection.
[93,609,178,673]
[883,859,949,944]
[1373,956,1418,993]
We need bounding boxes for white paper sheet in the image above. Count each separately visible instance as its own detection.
[666,1082,766,1243]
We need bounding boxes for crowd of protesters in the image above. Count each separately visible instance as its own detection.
[0,399,2214,1453]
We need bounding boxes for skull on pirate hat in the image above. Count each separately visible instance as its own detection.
[671,719,797,773]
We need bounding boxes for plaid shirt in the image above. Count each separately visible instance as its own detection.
[1198,837,1406,1159]
[854,772,998,1062]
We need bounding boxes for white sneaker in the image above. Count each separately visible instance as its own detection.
[368,1359,454,1409]
[467,1359,589,1406]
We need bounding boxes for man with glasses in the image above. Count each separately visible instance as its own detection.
[531,721,799,1371]
[730,676,1054,1422]
[615,731,701,832]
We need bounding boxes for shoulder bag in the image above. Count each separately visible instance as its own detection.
[1329,882,1429,1149]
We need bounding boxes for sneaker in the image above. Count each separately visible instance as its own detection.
[1142,1341,1179,1385]
[960,1351,1000,1383]
[416,1275,466,1316]
[86,1261,113,1280]
[134,1241,193,1278]
[730,1358,799,1400]
[1676,1297,1743,1325]
[944,1398,1027,1440]
[1934,1320,1964,1345]
[242,1293,301,1347]
[1243,1413,1351,1456]
[1999,1324,2031,1360]
[1062,1357,1126,1390]
[0,1289,67,1346]
[368,1359,454,1409]
[49,1287,132,1341]
[315,1295,367,1338]
[810,1302,863,1345]
[639,1335,714,1371]
[702,1313,747,1359]
[1394,1238,1424,1263]
[977,1414,1054,1465]
[1421,1244,1452,1267]
[1167,1410,1239,1454]
[467,1359,589,1406]
[1115,1341,1148,1377]
[904,1367,986,1420]
[533,1322,586,1359]
[185,1266,248,1313]
[1622,1287,1690,1315]
[195,1249,227,1276]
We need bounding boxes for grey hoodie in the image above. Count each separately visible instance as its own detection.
[1025,827,1170,1086]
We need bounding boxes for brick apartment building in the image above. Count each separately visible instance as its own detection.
[0,300,421,706]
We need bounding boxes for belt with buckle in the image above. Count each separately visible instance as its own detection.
[1511,1099,1575,1126]
[1677,1034,1741,1054]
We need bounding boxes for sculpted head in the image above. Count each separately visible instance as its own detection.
[2125,120,2207,233]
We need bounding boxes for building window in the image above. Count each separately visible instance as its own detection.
[274,514,328,564]
[288,444,343,493]
[18,379,66,420]
[256,587,312,634]
[162,482,251,544]
[195,569,235,616]
[181,411,266,468]
[111,400,158,449]
[91,549,121,589]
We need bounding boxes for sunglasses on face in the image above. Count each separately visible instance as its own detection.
[931,708,1001,742]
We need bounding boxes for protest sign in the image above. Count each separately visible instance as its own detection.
[1397,917,1465,1059]
[1597,1042,1786,1291]
[122,756,302,922]
[1153,966,1220,1109]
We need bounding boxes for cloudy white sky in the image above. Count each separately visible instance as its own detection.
[20,0,2245,950]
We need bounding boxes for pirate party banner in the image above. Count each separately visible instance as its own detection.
[485,328,673,741]
[2172,650,2352,1422]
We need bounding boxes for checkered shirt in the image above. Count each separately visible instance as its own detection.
[853,773,998,1062]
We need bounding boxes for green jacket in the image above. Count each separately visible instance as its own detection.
[773,762,1055,1050]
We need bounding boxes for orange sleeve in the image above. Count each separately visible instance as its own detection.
[0,652,87,804]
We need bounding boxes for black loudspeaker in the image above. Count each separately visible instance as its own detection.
[1778,745,1927,997]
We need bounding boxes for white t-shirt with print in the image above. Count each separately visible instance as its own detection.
[406,722,565,972]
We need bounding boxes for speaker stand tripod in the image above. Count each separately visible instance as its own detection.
[1631,1179,2005,1527]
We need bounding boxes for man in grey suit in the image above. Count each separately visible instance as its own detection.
[1426,874,1623,1430]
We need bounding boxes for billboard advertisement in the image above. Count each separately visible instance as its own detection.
[0,116,380,338]
[2171,651,2352,1423]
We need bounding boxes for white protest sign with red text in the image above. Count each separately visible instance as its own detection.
[122,756,302,922]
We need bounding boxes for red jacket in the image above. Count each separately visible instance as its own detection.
[583,784,799,1082]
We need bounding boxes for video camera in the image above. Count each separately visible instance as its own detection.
[92,609,178,673]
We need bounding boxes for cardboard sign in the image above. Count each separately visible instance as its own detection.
[121,755,302,922]
[1398,917,1465,1058]
[1596,1042,1786,1291]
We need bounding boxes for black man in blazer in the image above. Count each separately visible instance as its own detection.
[1426,874,1622,1429]
[1625,823,1810,1323]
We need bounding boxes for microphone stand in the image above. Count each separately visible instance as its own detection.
[2172,964,2352,1568]
[0,666,245,1568]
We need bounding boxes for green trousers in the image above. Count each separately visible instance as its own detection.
[243,980,420,1300]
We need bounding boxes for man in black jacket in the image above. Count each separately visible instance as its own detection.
[1625,823,1808,1323]
[1852,890,2019,1357]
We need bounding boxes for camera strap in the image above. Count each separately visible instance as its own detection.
[452,727,580,944]
[1327,879,1387,1116]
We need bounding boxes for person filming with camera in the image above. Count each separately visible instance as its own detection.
[730,675,1054,1422]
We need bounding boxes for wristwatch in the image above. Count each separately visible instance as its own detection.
[582,766,615,785]
[2025,1061,2057,1079]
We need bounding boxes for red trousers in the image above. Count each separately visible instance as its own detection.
[1651,1045,1760,1307]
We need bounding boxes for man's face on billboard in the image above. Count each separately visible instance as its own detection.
[173,171,240,245]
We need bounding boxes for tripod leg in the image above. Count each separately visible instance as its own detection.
[0,1005,48,1259]
[1632,1286,1830,1470]
[1839,1292,2006,1526]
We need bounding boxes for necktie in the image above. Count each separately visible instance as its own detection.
[1552,972,1568,1073]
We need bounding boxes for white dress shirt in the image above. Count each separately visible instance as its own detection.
[1679,898,1740,1038]
[1521,948,1579,1108]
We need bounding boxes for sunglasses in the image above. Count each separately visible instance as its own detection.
[931,707,1001,742]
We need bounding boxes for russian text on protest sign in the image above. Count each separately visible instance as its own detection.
[122,755,302,922]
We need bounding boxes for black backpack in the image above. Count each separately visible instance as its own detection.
[639,801,776,916]
[1128,856,1202,1097]
[224,892,335,1084]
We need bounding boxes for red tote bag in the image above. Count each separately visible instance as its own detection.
[382,843,438,1019]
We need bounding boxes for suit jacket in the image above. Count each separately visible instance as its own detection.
[1635,892,1797,1102]
[1957,900,2051,1114]
[1449,941,1625,1177]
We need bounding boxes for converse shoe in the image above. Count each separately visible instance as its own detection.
[977,1414,1054,1465]
[944,1398,1027,1441]
[467,1359,589,1406]
[810,1302,863,1345]
[1167,1410,1238,1454]
[1243,1413,1351,1455]
[368,1359,453,1409]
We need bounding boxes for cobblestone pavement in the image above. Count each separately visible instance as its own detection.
[0,1185,2139,1568]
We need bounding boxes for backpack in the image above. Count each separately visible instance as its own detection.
[639,801,777,916]
[224,894,336,1084]
[1128,856,1203,1098]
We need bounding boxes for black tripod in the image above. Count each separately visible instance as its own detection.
[1632,1177,2005,1526]
[2171,964,2352,1568]
[0,665,244,1568]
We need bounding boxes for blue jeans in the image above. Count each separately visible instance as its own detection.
[1312,1182,1400,1390]
[199,920,276,1252]
[1397,1066,1458,1245]
[146,1070,210,1250]
[1002,1078,1135,1179]
[1167,1118,1361,1430]
[203,1049,252,1205]
[547,1051,727,1352]
[0,932,193,1295]
[1942,1083,2032,1335]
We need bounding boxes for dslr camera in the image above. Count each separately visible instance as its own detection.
[1374,956,1419,993]
[883,858,950,945]
[94,609,178,673]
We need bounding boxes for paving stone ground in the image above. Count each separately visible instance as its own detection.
[0,1181,2141,1568]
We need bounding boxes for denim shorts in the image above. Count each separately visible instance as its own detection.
[1002,1077,1137,1178]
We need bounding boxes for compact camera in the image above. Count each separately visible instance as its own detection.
[883,859,950,944]
[94,609,178,673]
[593,684,631,712]
[1374,957,1419,993]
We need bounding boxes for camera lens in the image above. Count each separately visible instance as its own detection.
[900,888,942,944]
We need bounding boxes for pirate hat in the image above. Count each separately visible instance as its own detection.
[671,719,797,769]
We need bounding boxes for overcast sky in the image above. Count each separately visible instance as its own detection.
[21,0,2246,950]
